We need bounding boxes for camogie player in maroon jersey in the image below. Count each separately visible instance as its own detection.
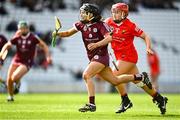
[52,3,153,112]
[89,3,168,114]
[0,21,51,101]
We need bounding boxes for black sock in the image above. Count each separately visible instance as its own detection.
[89,96,95,105]
[134,74,143,81]
[121,94,130,102]
[153,92,163,102]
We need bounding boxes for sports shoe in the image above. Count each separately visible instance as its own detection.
[79,103,96,112]
[142,72,152,89]
[7,96,14,102]
[116,99,133,113]
[153,96,168,115]
[14,82,21,94]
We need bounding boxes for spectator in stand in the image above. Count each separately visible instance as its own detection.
[147,49,160,91]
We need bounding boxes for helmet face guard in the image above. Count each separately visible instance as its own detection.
[79,3,101,23]
[79,8,93,23]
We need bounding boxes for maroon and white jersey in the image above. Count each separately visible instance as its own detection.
[10,32,40,66]
[74,21,111,60]
[0,34,8,51]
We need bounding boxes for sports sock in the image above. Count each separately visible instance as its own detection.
[153,92,163,101]
[89,96,95,105]
[7,95,13,100]
[121,94,128,101]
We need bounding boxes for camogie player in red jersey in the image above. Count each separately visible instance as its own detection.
[89,3,168,114]
[0,21,51,101]
[52,3,153,112]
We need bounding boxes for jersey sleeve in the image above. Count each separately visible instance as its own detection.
[0,35,8,50]
[10,37,18,45]
[34,34,41,44]
[104,17,111,25]
[73,21,83,31]
[100,22,112,37]
[131,23,143,37]
[0,35,7,44]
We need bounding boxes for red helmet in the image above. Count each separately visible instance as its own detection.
[111,3,129,15]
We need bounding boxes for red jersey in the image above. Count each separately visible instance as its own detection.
[147,52,160,75]
[74,21,111,60]
[105,17,144,63]
[10,32,40,67]
[0,34,8,51]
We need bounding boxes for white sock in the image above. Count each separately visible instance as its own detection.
[7,95,13,99]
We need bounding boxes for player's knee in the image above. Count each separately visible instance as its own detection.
[111,80,119,86]
[82,72,91,81]
[11,74,19,82]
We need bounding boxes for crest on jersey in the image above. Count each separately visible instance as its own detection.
[93,28,97,33]
[122,30,126,34]
[94,55,99,59]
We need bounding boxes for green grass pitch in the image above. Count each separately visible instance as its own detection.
[0,93,180,120]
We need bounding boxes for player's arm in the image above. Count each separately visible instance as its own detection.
[140,32,154,54]
[0,42,12,59]
[88,34,112,51]
[38,39,51,63]
[53,27,78,38]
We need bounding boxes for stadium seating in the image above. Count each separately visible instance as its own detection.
[1,2,180,93]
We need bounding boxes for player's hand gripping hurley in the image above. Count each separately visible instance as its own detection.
[51,16,62,47]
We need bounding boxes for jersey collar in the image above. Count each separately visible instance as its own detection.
[21,32,30,39]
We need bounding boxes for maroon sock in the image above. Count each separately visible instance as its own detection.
[89,96,95,105]
[134,74,143,81]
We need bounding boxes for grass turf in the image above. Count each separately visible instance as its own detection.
[0,93,180,120]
